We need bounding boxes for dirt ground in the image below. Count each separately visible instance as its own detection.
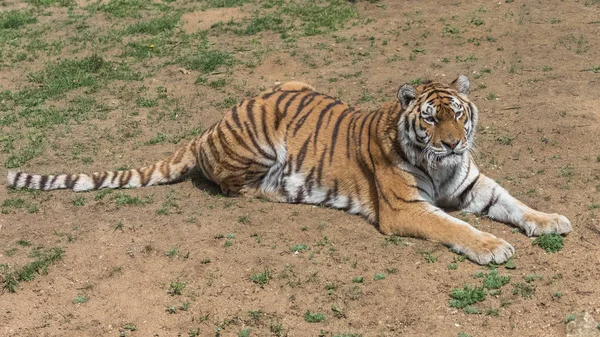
[1,0,599,336]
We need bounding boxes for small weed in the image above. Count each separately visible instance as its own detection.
[238,328,251,337]
[2,247,63,292]
[168,280,186,296]
[374,273,386,281]
[72,196,86,207]
[524,274,543,283]
[352,277,364,284]
[422,252,437,263]
[0,10,37,30]
[270,322,285,336]
[448,263,458,270]
[238,215,250,224]
[250,267,270,287]
[383,235,404,246]
[457,333,472,337]
[290,244,309,252]
[532,234,564,252]
[513,282,535,299]
[113,193,152,207]
[463,306,481,314]
[72,295,88,304]
[331,305,345,318]
[304,311,325,323]
[449,285,487,309]
[565,314,576,323]
[486,93,498,100]
[123,323,137,331]
[552,292,563,299]
[165,248,179,257]
[504,259,517,269]
[483,270,511,289]
[16,240,32,247]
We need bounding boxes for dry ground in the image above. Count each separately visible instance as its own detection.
[0,0,599,336]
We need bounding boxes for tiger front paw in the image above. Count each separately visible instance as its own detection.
[521,211,572,237]
[452,232,515,265]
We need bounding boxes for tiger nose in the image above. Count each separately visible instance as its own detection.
[442,139,459,150]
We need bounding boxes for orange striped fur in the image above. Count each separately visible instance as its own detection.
[7,76,571,264]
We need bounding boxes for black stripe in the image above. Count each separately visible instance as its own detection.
[392,191,426,203]
[292,97,326,135]
[295,136,312,172]
[480,187,499,215]
[291,92,319,121]
[93,172,106,190]
[295,186,304,203]
[365,110,379,171]
[39,175,48,189]
[24,174,32,189]
[225,121,264,160]
[259,105,277,156]
[282,92,301,116]
[329,109,350,165]
[243,121,276,161]
[231,105,242,129]
[313,100,343,145]
[345,114,359,159]
[262,91,276,100]
[402,114,411,135]
[316,145,328,184]
[305,166,316,195]
[450,163,471,196]
[459,174,480,204]
[275,91,291,111]
[65,175,73,189]
[12,172,22,188]
[217,128,269,169]
[246,100,259,137]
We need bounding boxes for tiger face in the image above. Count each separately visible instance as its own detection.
[398,75,478,167]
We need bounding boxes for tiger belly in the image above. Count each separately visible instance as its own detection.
[260,165,374,222]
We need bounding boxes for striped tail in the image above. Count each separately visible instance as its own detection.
[7,142,198,192]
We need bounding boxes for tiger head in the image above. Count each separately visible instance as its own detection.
[397,75,478,168]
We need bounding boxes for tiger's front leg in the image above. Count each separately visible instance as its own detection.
[375,169,514,265]
[459,171,572,236]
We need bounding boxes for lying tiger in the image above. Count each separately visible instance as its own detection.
[7,76,571,264]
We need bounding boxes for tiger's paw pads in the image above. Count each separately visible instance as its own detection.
[521,212,572,237]
[454,233,515,265]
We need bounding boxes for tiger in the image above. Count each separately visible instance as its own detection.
[6,75,572,265]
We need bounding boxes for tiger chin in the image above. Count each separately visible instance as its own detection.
[6,75,572,265]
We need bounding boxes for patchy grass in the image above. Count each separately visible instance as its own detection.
[532,234,564,252]
[482,270,510,290]
[2,247,64,293]
[449,285,487,309]
[0,10,37,30]
[13,55,141,108]
[304,311,325,323]
[250,267,270,287]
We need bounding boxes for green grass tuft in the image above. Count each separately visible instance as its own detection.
[0,10,37,30]
[304,311,325,323]
[125,14,181,35]
[482,270,510,290]
[179,41,234,74]
[2,247,64,292]
[449,285,487,309]
[532,234,564,252]
[250,267,270,287]
[15,54,141,107]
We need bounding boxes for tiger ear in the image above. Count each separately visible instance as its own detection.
[451,75,470,95]
[397,84,416,110]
